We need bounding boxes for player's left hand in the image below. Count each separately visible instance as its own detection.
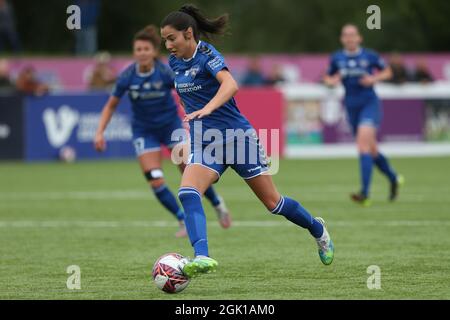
[184,107,213,121]
[359,75,377,87]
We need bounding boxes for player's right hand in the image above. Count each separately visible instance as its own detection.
[94,132,106,152]
[324,74,341,87]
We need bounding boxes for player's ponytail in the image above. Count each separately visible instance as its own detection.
[161,3,228,41]
[133,24,162,49]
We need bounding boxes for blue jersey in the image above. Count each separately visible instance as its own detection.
[327,47,386,106]
[168,41,252,138]
[112,60,179,129]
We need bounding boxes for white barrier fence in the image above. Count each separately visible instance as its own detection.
[279,82,450,158]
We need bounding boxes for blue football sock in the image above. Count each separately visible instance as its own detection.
[178,187,209,257]
[272,196,324,238]
[204,186,221,207]
[152,185,184,221]
[360,153,374,198]
[374,153,397,183]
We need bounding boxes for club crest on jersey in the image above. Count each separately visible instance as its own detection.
[348,60,357,68]
[143,82,151,89]
[131,91,139,99]
[359,59,369,68]
[185,65,201,78]
[152,81,163,90]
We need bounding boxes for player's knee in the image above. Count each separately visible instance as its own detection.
[359,148,371,155]
[357,142,371,154]
[370,145,379,157]
[149,179,165,189]
[265,196,282,213]
[144,169,165,188]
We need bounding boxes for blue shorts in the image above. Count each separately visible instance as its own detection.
[345,98,382,135]
[187,129,270,181]
[132,118,188,156]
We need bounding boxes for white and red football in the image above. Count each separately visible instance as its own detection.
[152,253,190,293]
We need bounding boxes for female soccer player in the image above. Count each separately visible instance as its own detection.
[324,24,403,206]
[160,4,334,277]
[94,25,231,237]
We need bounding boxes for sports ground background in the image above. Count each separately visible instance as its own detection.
[1,0,450,299]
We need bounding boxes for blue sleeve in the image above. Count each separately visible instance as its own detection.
[205,54,228,78]
[371,52,387,70]
[327,55,338,76]
[111,71,129,98]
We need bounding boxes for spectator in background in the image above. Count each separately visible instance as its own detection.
[241,56,267,87]
[0,58,14,92]
[266,64,286,86]
[87,51,116,90]
[0,0,21,53]
[75,0,100,56]
[409,58,434,84]
[386,53,409,84]
[15,66,49,96]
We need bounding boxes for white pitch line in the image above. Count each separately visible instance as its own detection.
[0,190,446,203]
[0,220,449,228]
[0,191,150,200]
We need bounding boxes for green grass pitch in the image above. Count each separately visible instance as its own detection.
[0,157,449,299]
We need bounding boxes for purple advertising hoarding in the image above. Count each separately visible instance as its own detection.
[7,54,450,92]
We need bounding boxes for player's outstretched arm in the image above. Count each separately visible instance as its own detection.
[184,70,238,121]
[375,65,393,82]
[94,96,120,152]
[360,66,393,87]
[323,73,341,87]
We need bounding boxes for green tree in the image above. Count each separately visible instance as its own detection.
[9,0,450,55]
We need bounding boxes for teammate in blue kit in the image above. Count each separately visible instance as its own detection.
[160,4,334,278]
[94,25,231,237]
[324,24,404,206]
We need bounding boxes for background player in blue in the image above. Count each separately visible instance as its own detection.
[160,4,334,278]
[324,24,404,206]
[94,25,232,237]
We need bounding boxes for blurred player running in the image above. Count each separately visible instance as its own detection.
[160,4,334,278]
[324,24,404,206]
[94,25,232,237]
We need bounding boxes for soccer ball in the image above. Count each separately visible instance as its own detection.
[152,253,190,293]
[59,145,76,163]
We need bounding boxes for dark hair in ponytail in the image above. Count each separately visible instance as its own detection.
[161,3,228,41]
[134,24,161,49]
